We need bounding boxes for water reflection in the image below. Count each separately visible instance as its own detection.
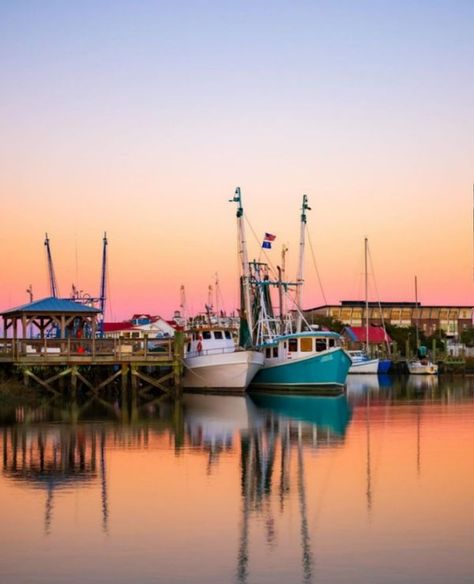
[2,424,109,534]
[1,378,474,584]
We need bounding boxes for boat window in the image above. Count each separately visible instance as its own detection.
[187,343,191,352]
[289,339,298,352]
[202,331,212,340]
[300,337,313,352]
[328,338,335,348]
[214,331,223,339]
[316,339,327,352]
[265,348,272,358]
[225,331,232,339]
[283,342,287,349]
[272,347,278,358]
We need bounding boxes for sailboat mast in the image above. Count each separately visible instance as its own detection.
[296,195,311,332]
[230,187,254,338]
[365,237,369,354]
[415,275,419,348]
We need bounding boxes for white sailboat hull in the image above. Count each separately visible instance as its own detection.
[183,350,264,390]
[407,361,438,375]
[348,358,380,374]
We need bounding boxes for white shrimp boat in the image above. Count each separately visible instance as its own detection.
[182,326,263,391]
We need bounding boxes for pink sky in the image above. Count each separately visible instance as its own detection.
[1,2,472,319]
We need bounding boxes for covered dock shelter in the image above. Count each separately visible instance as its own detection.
[1,297,101,340]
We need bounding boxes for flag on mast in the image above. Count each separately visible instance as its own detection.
[262,232,276,249]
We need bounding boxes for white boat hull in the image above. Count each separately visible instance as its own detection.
[407,361,438,375]
[183,350,264,390]
[348,358,380,374]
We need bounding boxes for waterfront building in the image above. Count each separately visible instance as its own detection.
[305,301,473,338]
[103,314,177,339]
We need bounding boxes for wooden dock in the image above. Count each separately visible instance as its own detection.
[0,333,185,396]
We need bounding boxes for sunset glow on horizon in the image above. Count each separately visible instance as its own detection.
[1,1,472,320]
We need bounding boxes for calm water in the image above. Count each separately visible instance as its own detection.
[1,375,474,584]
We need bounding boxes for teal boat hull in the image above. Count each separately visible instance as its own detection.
[251,348,351,389]
[249,392,351,436]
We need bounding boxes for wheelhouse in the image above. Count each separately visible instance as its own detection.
[260,332,342,361]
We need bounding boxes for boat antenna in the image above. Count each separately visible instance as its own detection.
[296,195,311,332]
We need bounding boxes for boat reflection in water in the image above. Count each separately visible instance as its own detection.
[182,391,351,584]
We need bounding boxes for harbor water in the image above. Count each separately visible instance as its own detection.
[1,375,474,583]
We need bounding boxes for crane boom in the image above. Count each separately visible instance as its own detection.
[44,233,59,298]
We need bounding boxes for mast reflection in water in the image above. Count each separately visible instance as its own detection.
[1,378,474,584]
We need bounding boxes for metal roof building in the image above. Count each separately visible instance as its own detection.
[1,297,101,339]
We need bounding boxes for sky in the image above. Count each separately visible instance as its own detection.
[0,0,473,320]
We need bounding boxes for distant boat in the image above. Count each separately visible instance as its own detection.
[407,360,438,375]
[378,359,392,374]
[348,350,380,374]
[407,346,438,375]
[408,278,438,375]
[347,238,382,374]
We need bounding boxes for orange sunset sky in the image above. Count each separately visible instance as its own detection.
[1,2,472,320]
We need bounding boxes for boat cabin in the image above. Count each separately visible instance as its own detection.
[186,328,235,357]
[261,331,342,363]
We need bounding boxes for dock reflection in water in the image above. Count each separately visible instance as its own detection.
[1,378,474,584]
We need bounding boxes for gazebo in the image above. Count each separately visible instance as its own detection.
[1,297,101,339]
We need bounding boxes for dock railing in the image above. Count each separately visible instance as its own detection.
[0,336,174,364]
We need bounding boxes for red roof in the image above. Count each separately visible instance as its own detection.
[345,326,392,344]
[103,322,136,333]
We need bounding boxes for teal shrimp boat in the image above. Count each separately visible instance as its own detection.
[252,330,351,389]
[230,190,351,391]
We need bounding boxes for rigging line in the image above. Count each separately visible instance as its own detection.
[367,244,391,355]
[106,252,113,322]
[244,214,279,278]
[306,225,328,306]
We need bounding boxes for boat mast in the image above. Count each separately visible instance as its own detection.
[230,187,254,338]
[415,275,419,348]
[281,244,288,321]
[296,195,311,332]
[364,237,369,354]
[99,232,108,336]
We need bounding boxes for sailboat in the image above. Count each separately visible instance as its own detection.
[182,191,264,391]
[348,238,380,374]
[407,276,438,375]
[242,194,351,390]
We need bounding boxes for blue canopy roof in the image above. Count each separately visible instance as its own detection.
[1,297,101,316]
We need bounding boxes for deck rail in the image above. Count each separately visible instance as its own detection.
[0,337,174,364]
